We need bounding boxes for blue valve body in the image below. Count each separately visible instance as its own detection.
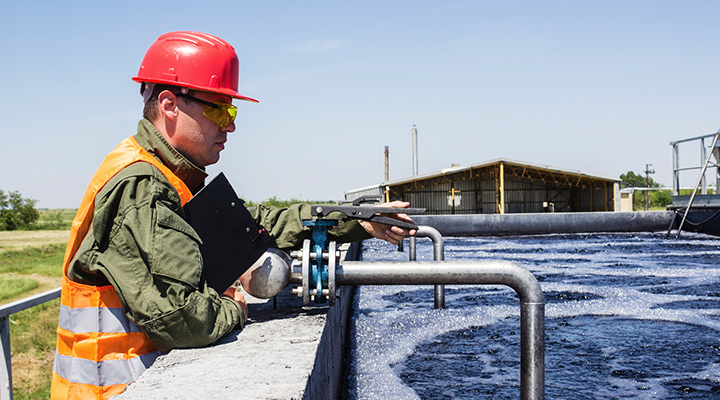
[303,219,338,302]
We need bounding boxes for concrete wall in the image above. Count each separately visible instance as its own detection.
[303,242,361,399]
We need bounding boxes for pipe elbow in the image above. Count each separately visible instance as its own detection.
[501,262,544,304]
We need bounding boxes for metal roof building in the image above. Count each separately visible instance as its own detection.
[345,158,620,214]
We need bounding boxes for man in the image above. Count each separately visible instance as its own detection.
[51,31,415,399]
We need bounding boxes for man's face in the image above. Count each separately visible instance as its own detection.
[172,91,236,167]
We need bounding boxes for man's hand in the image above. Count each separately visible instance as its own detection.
[223,286,249,320]
[359,200,417,245]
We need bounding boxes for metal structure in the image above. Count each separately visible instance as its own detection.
[411,212,673,237]
[285,215,545,399]
[338,260,545,400]
[0,287,61,400]
[0,208,545,400]
[346,158,619,215]
[670,129,720,196]
[675,132,720,237]
[668,129,720,237]
[408,226,445,308]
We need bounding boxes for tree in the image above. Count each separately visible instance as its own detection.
[619,171,661,189]
[650,190,673,208]
[619,171,671,210]
[0,190,39,230]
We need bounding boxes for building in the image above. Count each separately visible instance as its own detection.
[345,158,620,214]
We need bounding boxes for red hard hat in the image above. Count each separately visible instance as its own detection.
[132,31,258,103]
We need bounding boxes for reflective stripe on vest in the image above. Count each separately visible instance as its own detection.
[53,352,159,387]
[52,136,193,400]
[58,304,145,334]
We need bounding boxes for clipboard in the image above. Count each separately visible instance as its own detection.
[183,173,268,293]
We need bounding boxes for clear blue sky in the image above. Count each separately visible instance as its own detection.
[2,1,719,208]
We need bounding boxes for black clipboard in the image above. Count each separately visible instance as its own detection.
[183,173,268,293]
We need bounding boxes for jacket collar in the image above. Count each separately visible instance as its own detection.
[134,119,208,194]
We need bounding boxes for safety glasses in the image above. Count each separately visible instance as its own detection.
[179,93,238,129]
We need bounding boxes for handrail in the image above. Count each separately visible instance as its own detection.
[408,226,445,308]
[671,129,720,196]
[338,260,545,400]
[676,130,720,237]
[0,287,61,400]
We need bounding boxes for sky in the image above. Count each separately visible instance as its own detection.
[2,1,720,208]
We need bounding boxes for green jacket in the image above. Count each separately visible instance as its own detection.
[68,119,371,351]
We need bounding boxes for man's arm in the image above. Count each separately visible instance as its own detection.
[248,203,372,249]
[248,201,416,249]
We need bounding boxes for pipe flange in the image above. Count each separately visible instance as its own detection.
[301,239,311,305]
[328,241,337,306]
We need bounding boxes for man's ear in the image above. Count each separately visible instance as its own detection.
[157,90,180,122]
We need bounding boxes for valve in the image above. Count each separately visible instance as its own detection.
[289,219,340,305]
[243,203,424,306]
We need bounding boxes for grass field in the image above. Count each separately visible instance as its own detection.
[35,209,76,230]
[0,227,68,400]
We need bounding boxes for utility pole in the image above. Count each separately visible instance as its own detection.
[645,164,655,210]
[384,146,390,203]
[412,125,419,176]
[384,146,389,182]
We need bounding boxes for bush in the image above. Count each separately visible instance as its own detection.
[0,190,39,231]
[650,190,673,208]
[244,197,337,208]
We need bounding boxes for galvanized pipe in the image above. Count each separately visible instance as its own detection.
[408,236,416,261]
[409,226,445,308]
[412,211,674,237]
[337,260,545,400]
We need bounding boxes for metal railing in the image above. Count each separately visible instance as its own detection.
[0,287,61,400]
[670,130,720,196]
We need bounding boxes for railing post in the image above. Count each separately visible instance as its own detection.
[0,315,12,400]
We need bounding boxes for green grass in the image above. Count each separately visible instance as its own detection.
[10,298,59,400]
[34,209,76,230]
[0,244,65,277]
[0,277,39,302]
[0,242,65,399]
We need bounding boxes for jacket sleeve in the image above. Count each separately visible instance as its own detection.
[85,163,245,351]
[249,203,372,250]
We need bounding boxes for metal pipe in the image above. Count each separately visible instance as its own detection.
[411,211,674,237]
[337,260,545,400]
[702,139,708,195]
[409,226,445,308]
[408,236,416,261]
[673,142,680,196]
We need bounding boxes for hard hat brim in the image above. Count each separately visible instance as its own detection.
[132,77,259,103]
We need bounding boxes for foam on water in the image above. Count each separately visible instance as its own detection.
[344,232,720,399]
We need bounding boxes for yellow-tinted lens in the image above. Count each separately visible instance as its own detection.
[203,103,238,128]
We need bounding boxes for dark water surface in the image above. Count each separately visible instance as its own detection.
[345,232,720,399]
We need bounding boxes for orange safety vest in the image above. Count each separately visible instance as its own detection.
[51,136,192,399]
